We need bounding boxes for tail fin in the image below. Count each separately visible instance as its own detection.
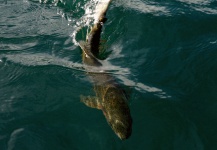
[94,0,112,24]
[87,0,112,58]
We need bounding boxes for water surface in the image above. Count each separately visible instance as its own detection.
[1,0,217,150]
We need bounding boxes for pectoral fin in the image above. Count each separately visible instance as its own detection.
[80,95,102,109]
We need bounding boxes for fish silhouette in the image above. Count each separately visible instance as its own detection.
[78,0,132,140]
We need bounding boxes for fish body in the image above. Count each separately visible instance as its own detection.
[78,0,132,140]
[80,69,132,140]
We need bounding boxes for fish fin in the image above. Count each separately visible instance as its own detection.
[78,41,93,57]
[80,95,102,109]
[78,40,86,50]
[78,41,102,66]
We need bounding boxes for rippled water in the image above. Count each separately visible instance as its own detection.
[1,0,217,150]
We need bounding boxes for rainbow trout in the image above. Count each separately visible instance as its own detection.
[78,0,132,140]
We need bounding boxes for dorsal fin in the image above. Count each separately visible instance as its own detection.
[78,40,86,50]
[78,40,102,67]
[79,40,95,58]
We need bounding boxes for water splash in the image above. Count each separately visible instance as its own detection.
[70,0,113,45]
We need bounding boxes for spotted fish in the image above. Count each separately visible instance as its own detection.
[78,0,132,140]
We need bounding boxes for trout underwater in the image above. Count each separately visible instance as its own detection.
[78,0,132,140]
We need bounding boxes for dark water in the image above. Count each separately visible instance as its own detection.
[1,0,217,149]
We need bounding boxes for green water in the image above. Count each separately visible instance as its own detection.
[1,0,217,150]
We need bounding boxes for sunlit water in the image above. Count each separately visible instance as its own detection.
[1,0,217,150]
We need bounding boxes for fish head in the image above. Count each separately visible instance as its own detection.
[102,86,132,140]
[109,114,132,140]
